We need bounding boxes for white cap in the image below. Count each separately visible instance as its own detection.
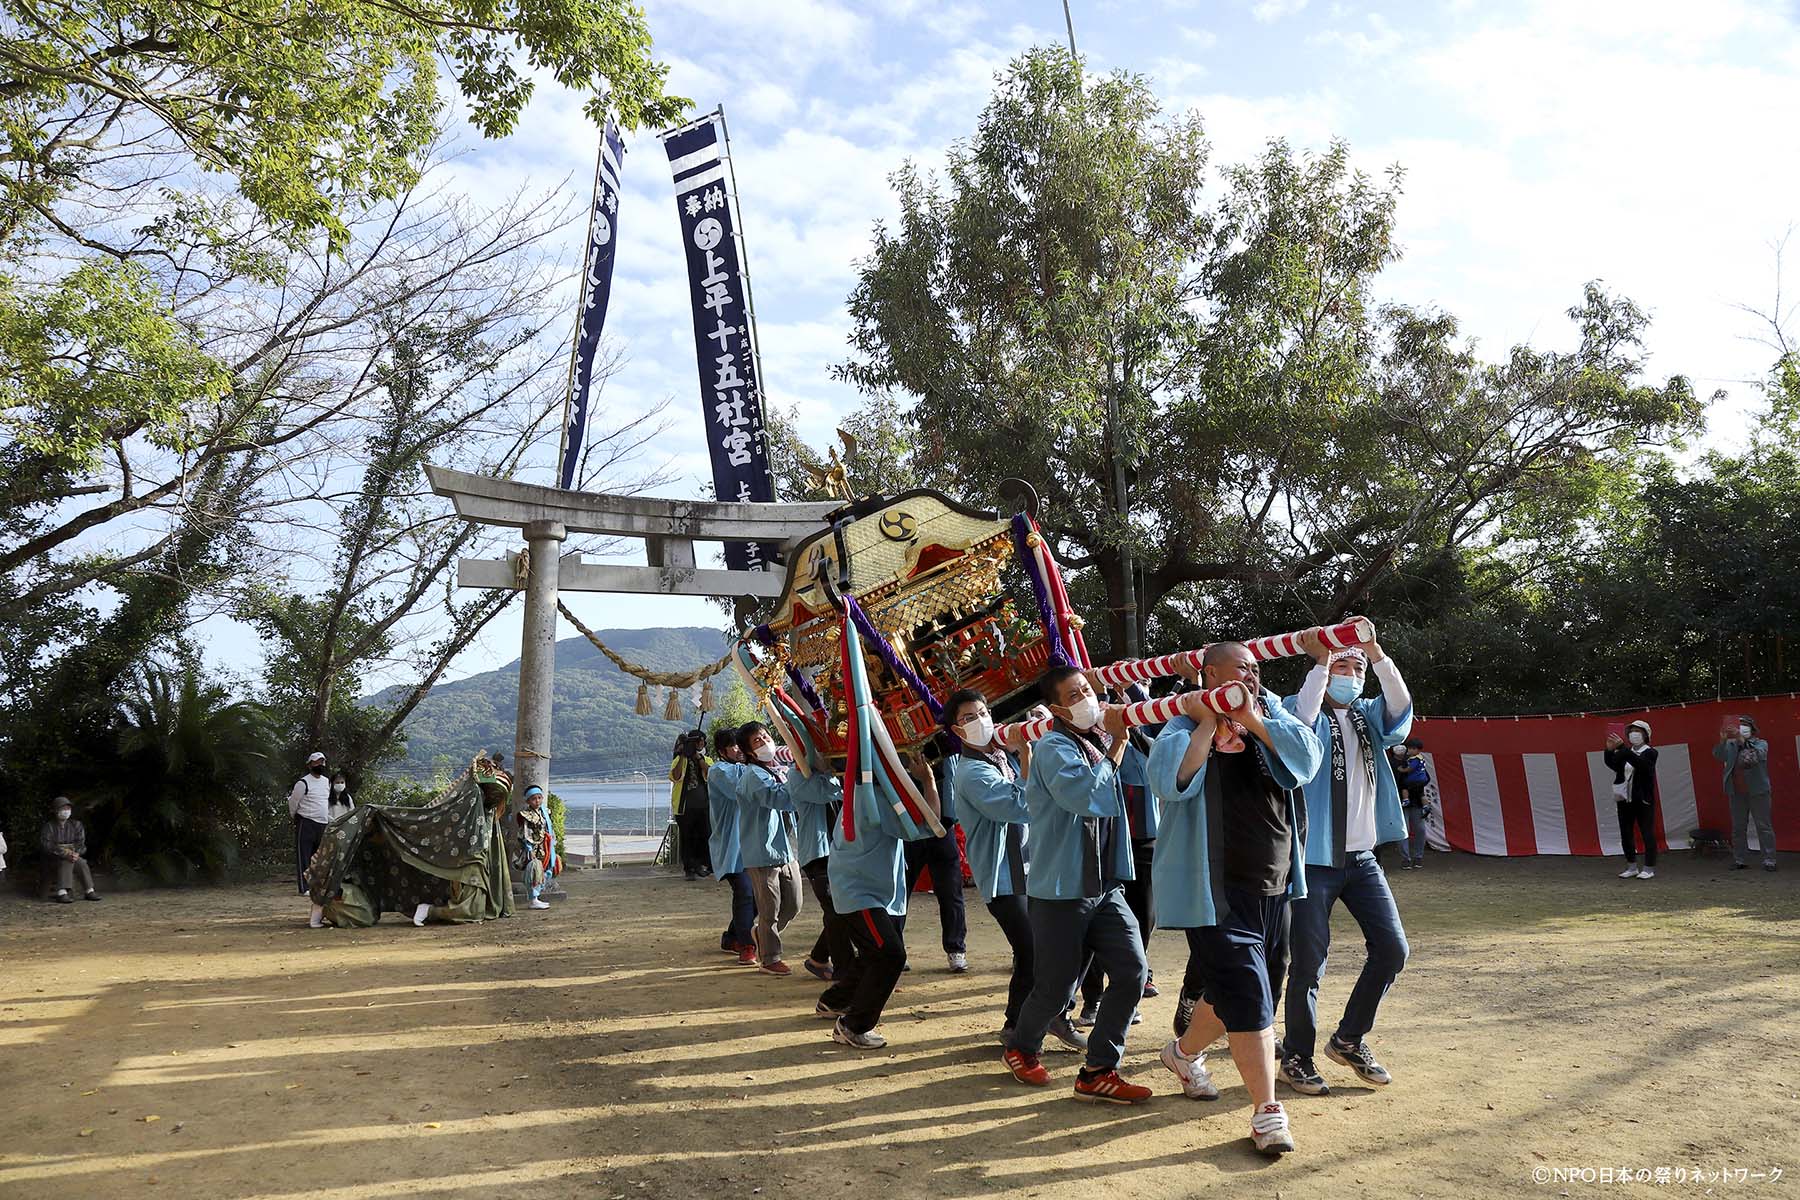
[1626,720,1651,740]
[307,751,326,763]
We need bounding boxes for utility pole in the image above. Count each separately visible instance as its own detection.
[1060,0,1141,658]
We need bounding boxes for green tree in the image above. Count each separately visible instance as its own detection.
[102,665,280,880]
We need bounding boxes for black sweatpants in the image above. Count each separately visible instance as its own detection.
[1081,839,1156,1006]
[678,806,712,875]
[820,907,907,1034]
[803,857,849,969]
[986,893,1036,1029]
[1618,800,1658,867]
[897,825,967,954]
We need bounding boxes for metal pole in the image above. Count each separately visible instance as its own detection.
[555,133,608,488]
[715,108,779,499]
[1062,0,1077,57]
[591,796,599,868]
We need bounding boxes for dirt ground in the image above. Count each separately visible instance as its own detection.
[1,852,1795,1200]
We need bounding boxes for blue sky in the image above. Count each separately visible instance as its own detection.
[199,0,1800,688]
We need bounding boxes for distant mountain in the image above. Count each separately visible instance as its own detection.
[369,626,731,778]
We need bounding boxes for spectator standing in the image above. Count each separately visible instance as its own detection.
[669,730,714,881]
[1604,720,1659,880]
[328,772,356,822]
[1390,743,1432,869]
[289,751,332,897]
[1715,716,1777,872]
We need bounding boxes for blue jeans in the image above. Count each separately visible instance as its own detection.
[1404,808,1428,864]
[1285,850,1409,1059]
[1009,888,1146,1071]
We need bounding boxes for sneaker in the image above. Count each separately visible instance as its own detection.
[1073,1068,1152,1104]
[54,891,74,904]
[1325,1036,1391,1085]
[1004,1047,1050,1086]
[1637,868,1655,880]
[760,959,793,977]
[84,891,102,901]
[901,961,911,972]
[831,1019,886,1049]
[720,934,739,953]
[1142,978,1160,999]
[1072,1003,1100,1030]
[1250,1102,1295,1155]
[1129,1009,1143,1025]
[1159,1040,1219,1100]
[1399,860,1414,870]
[1173,988,1198,1037]
[1619,864,1641,878]
[308,905,324,929]
[1279,1054,1329,1095]
[946,952,969,973]
[815,999,847,1020]
[529,898,551,909]
[804,958,835,982]
[996,1024,1016,1046]
[1731,862,1750,870]
[413,902,431,927]
[1046,1012,1089,1052]
[1764,861,1779,872]
[736,945,758,966]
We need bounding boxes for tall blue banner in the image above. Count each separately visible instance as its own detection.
[662,110,778,572]
[559,117,625,490]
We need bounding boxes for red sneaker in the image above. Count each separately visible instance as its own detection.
[1004,1048,1050,1086]
[1074,1069,1152,1104]
[760,959,793,977]
[736,945,757,966]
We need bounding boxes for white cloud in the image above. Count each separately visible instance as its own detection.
[1310,13,1403,61]
[1251,0,1309,23]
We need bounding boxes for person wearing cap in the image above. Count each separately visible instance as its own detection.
[1275,628,1413,1100]
[1604,720,1660,880]
[40,796,100,903]
[1715,716,1777,872]
[289,751,332,903]
[512,785,553,910]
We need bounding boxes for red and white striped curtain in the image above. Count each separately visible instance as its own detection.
[1413,696,1799,856]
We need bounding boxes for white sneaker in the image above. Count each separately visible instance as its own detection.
[1637,867,1655,879]
[1618,864,1641,878]
[413,902,431,927]
[946,952,968,972]
[308,904,324,929]
[1251,1101,1295,1154]
[1159,1039,1220,1100]
[529,898,551,909]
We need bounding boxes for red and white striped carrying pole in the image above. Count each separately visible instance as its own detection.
[1089,617,1374,689]
[994,681,1250,751]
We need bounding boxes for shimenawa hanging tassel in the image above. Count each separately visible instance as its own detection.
[699,676,715,712]
[664,687,684,722]
[634,680,652,716]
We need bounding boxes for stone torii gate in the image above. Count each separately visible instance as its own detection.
[424,464,838,804]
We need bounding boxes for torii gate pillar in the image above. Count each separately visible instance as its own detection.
[515,520,565,804]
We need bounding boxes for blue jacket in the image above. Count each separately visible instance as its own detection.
[830,775,926,916]
[1281,689,1412,868]
[735,763,799,869]
[1148,696,1322,928]
[706,762,746,876]
[772,767,840,867]
[953,750,1030,903]
[1119,738,1159,841]
[1023,727,1136,901]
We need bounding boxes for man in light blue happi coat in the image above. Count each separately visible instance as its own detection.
[1276,629,1414,1098]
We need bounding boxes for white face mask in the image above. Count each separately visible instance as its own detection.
[753,742,777,764]
[1738,725,1753,739]
[56,810,72,821]
[1065,694,1102,730]
[958,714,994,747]
[1628,731,1646,747]
[332,782,346,793]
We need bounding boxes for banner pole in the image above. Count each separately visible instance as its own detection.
[715,108,777,500]
[556,119,610,490]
